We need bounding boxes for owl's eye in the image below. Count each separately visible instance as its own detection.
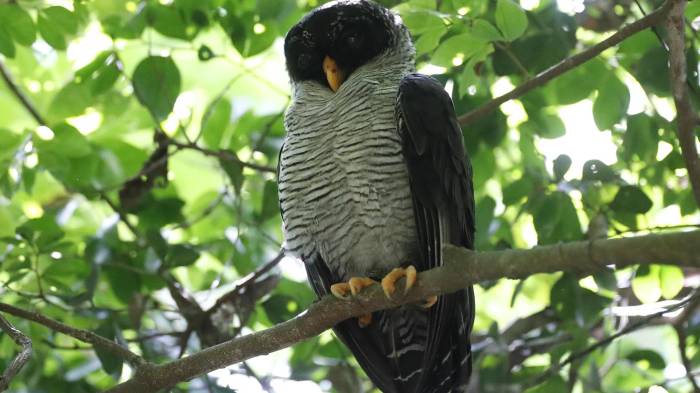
[298,53,312,69]
[345,33,362,48]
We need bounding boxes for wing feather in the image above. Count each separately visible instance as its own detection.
[396,73,476,392]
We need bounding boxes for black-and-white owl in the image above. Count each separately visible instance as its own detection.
[278,1,476,392]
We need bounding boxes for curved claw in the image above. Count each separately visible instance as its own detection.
[330,283,351,299]
[381,265,417,298]
[348,277,377,296]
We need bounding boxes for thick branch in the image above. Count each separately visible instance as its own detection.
[457,0,675,126]
[0,303,144,367]
[667,0,700,209]
[0,314,32,392]
[105,230,700,393]
[0,60,46,126]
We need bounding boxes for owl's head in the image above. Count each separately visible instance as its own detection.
[284,0,411,91]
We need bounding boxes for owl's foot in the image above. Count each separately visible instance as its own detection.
[381,266,438,308]
[330,277,377,299]
[381,265,417,298]
[330,277,377,328]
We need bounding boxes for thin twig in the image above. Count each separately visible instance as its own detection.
[457,0,675,126]
[0,60,46,126]
[527,289,700,388]
[0,314,32,392]
[170,140,277,174]
[494,42,530,79]
[206,250,284,317]
[666,0,700,209]
[672,293,700,392]
[0,303,144,366]
[674,325,700,392]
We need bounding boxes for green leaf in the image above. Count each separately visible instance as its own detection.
[0,129,23,162]
[104,264,142,303]
[37,11,68,50]
[593,72,629,130]
[164,244,200,268]
[48,81,92,119]
[90,57,121,95]
[37,123,92,158]
[610,185,652,214]
[525,375,567,393]
[551,274,610,327]
[626,350,666,370]
[432,33,488,67]
[220,156,244,195]
[582,160,616,182]
[622,114,658,162]
[658,265,684,299]
[0,26,16,58]
[550,59,605,105]
[42,6,78,35]
[0,4,36,46]
[0,206,15,238]
[259,180,278,221]
[148,4,189,40]
[495,0,528,41]
[552,154,572,182]
[502,177,533,205]
[533,192,582,244]
[132,56,181,121]
[202,98,232,149]
[94,321,123,379]
[413,25,447,55]
[394,7,445,35]
[262,294,297,324]
[632,265,661,303]
[470,19,503,42]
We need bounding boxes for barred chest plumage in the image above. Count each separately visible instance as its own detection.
[279,69,418,280]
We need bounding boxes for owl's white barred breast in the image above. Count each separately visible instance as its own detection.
[279,63,417,280]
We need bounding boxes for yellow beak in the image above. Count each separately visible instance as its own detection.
[323,56,345,92]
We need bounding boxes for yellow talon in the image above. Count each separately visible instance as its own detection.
[381,265,417,298]
[330,283,351,299]
[331,277,376,299]
[358,313,372,328]
[348,277,376,296]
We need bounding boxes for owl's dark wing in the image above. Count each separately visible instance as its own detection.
[395,73,476,391]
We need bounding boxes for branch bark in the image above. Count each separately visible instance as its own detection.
[457,0,675,126]
[0,61,46,126]
[0,314,32,392]
[667,0,700,210]
[0,303,144,367]
[104,230,700,393]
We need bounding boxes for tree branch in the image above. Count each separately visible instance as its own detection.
[667,0,700,209]
[457,0,675,126]
[104,230,700,393]
[0,303,144,367]
[527,289,700,388]
[0,314,32,392]
[0,60,46,126]
[170,140,277,174]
